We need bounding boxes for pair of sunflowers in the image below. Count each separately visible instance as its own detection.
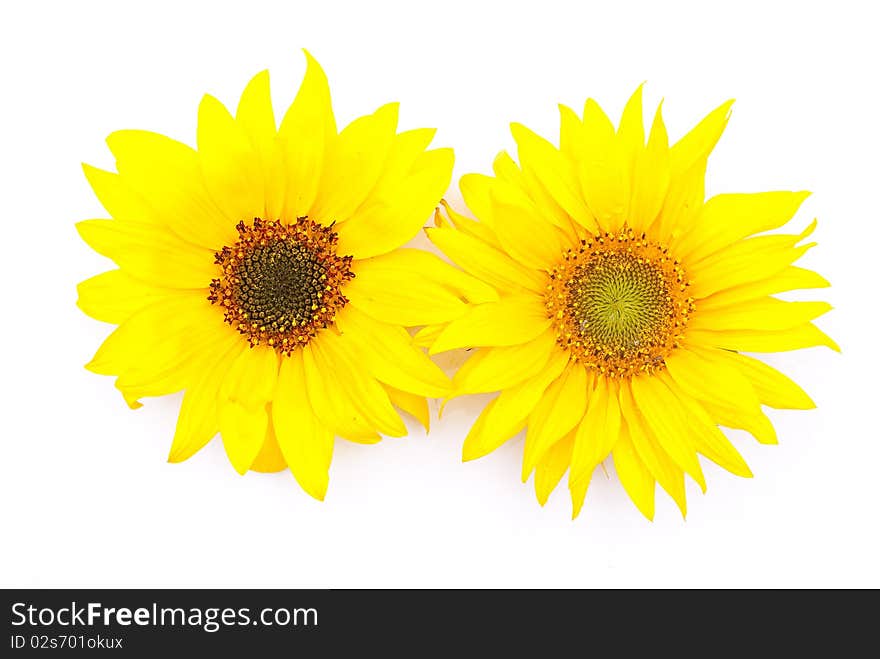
[77,53,835,520]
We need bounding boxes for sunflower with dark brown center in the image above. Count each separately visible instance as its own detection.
[76,52,490,500]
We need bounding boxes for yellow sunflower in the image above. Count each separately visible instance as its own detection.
[425,87,837,519]
[76,52,491,500]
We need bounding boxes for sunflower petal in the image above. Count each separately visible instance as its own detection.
[383,384,430,432]
[461,349,569,461]
[311,103,399,222]
[689,298,832,332]
[430,295,553,354]
[235,70,285,219]
[168,336,245,463]
[661,373,753,478]
[426,225,545,294]
[334,306,451,397]
[273,351,335,500]
[722,352,815,409]
[278,50,335,220]
[106,130,238,249]
[197,94,265,222]
[628,104,670,232]
[677,191,811,263]
[335,148,454,258]
[489,189,564,271]
[619,382,688,517]
[451,330,556,396]
[346,256,469,326]
[76,219,216,289]
[353,248,498,307]
[628,376,706,491]
[510,122,594,229]
[669,99,734,174]
[522,364,588,479]
[698,266,830,310]
[612,425,656,520]
[686,322,839,353]
[77,269,173,324]
[570,376,621,485]
[217,345,279,474]
[316,331,407,437]
[534,431,575,506]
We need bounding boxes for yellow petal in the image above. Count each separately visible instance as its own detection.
[412,323,444,349]
[722,352,815,410]
[335,147,454,258]
[628,376,706,491]
[619,382,688,517]
[628,104,670,233]
[335,306,451,397]
[77,269,173,324]
[301,341,380,443]
[461,349,569,461]
[76,219,217,289]
[489,189,564,271]
[689,297,832,333]
[168,336,246,463]
[661,373,753,478]
[612,425,656,521]
[85,293,220,379]
[250,425,288,473]
[314,331,407,438]
[686,322,839,353]
[346,255,469,327]
[665,344,762,411]
[384,384,431,433]
[278,50,335,220]
[534,431,574,506]
[698,266,830,310]
[106,130,238,249]
[522,364,588,479]
[426,225,545,294]
[569,470,592,520]
[582,98,616,149]
[688,223,818,299]
[354,248,498,308]
[510,122,594,230]
[197,93,265,223]
[451,330,556,396]
[616,84,646,177]
[669,99,734,175]
[653,157,705,243]
[235,70,285,220]
[459,173,499,232]
[700,399,778,445]
[429,294,553,354]
[578,100,629,233]
[311,103,399,223]
[569,376,621,485]
[82,164,155,225]
[114,323,234,405]
[677,191,811,264]
[273,351,335,500]
[435,197,502,248]
[217,345,280,474]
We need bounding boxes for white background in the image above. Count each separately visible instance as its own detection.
[1,0,876,588]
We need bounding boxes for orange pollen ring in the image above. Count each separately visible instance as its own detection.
[208,217,354,355]
[545,227,695,377]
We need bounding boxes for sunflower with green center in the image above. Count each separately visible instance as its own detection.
[425,88,837,519]
[77,52,491,499]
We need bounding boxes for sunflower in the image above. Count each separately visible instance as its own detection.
[76,52,491,500]
[425,88,837,519]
